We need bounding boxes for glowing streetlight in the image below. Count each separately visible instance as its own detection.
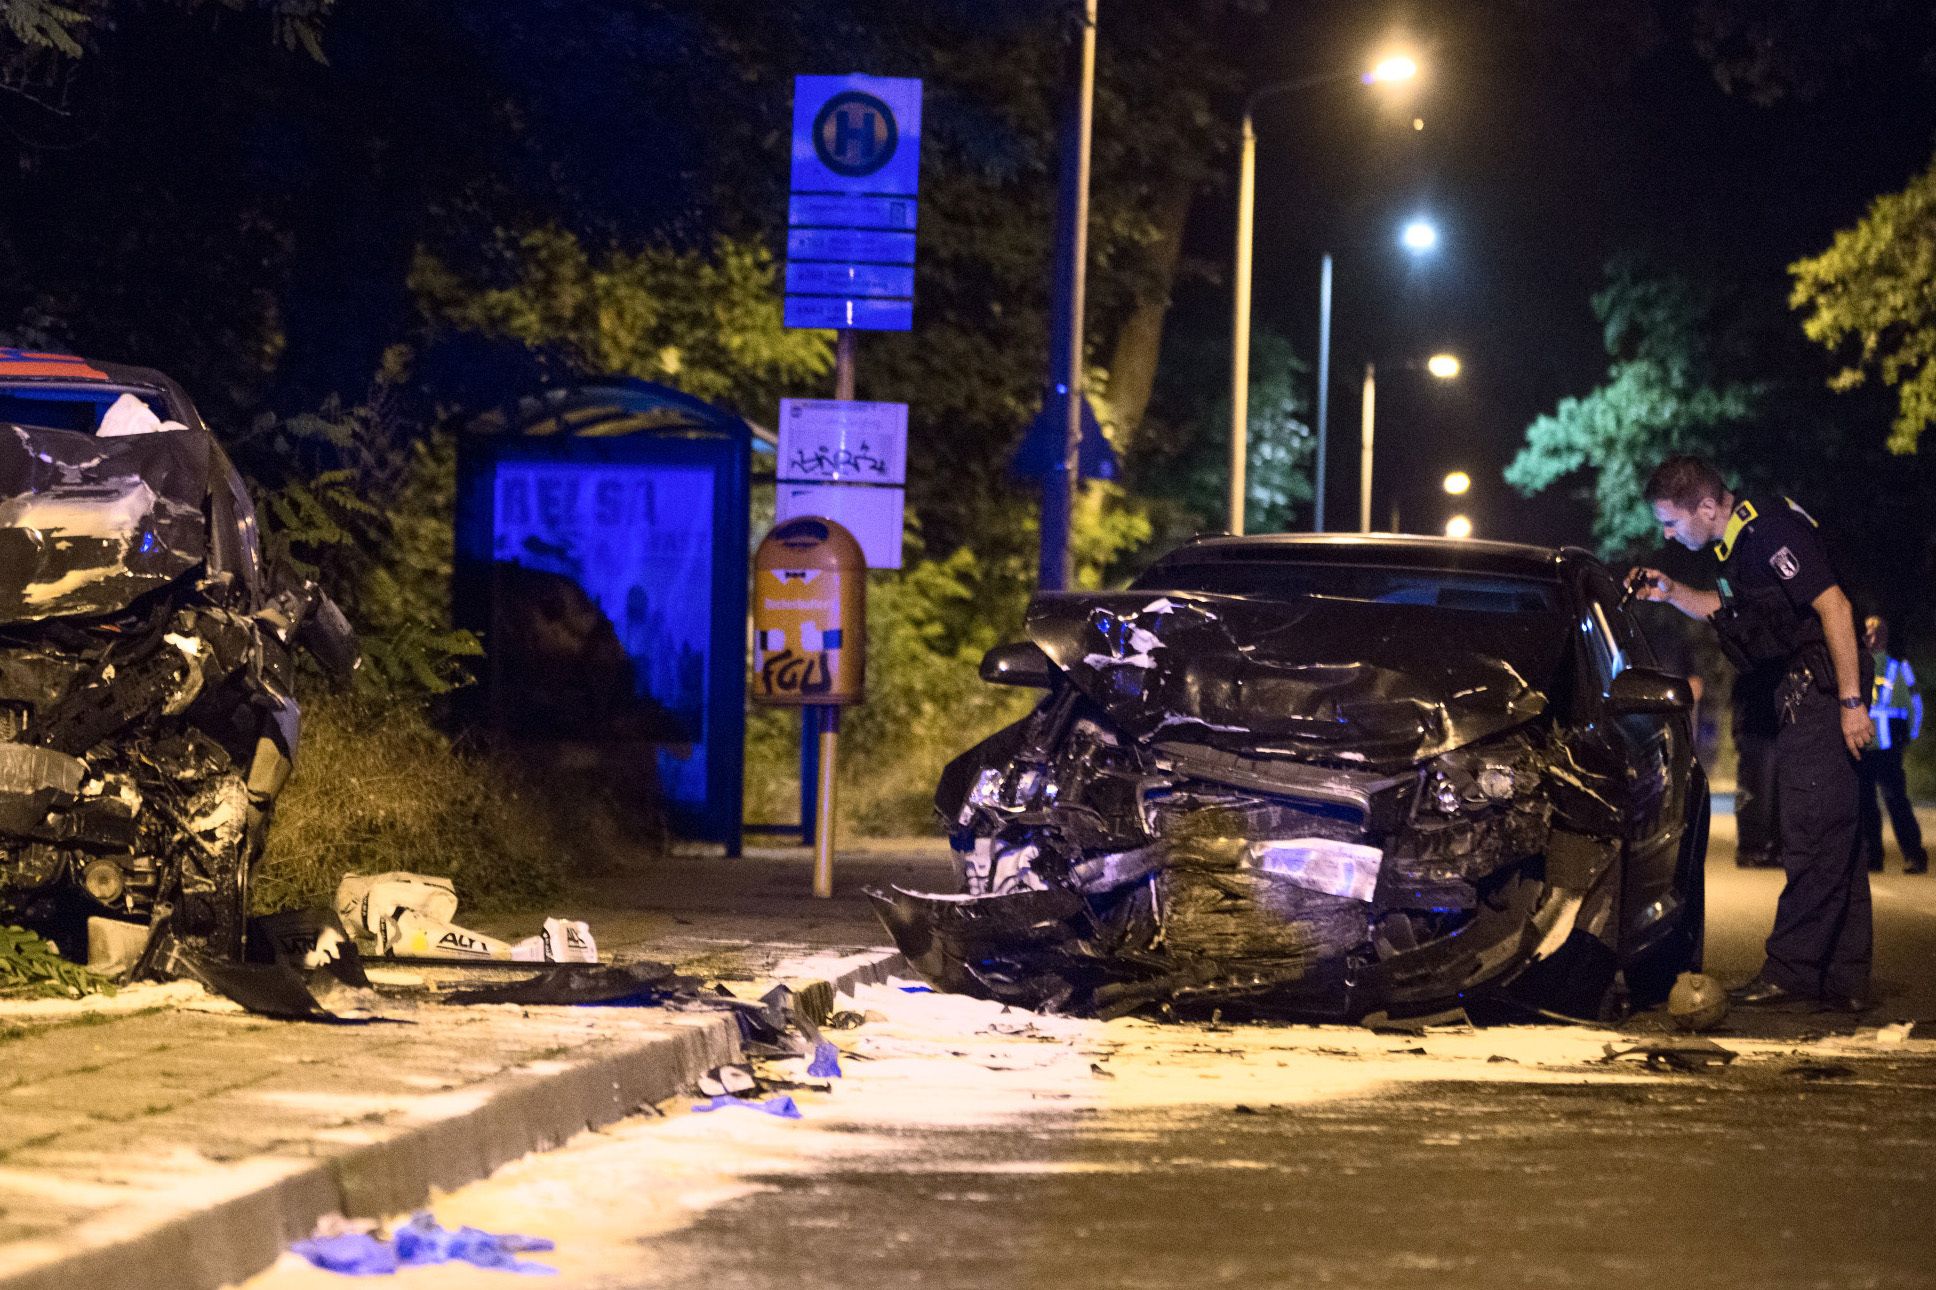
[1446,515,1473,540]
[1443,470,1471,495]
[1427,353,1461,379]
[1363,55,1420,85]
[1401,219,1439,254]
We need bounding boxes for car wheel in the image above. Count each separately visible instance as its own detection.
[1625,778,1709,1005]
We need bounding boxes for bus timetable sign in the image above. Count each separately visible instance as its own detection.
[787,75,921,332]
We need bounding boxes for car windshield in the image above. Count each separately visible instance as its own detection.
[0,385,173,435]
[1133,557,1571,695]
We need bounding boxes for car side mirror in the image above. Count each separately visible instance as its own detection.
[980,641,1057,688]
[1607,666,1692,716]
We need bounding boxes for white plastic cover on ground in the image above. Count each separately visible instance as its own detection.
[332,871,597,963]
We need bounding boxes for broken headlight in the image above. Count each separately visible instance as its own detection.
[1421,739,1540,815]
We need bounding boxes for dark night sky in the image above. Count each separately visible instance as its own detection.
[1176,1,1936,549]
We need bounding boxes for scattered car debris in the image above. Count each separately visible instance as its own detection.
[876,536,1707,1023]
[439,961,689,1007]
[0,357,358,969]
[696,1064,761,1098]
[291,1211,556,1276]
[1596,1037,1738,1072]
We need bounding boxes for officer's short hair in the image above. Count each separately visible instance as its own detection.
[1644,456,1728,511]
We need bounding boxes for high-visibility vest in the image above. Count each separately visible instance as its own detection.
[1869,654,1918,750]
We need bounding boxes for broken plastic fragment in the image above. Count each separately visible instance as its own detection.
[697,1064,760,1097]
[439,961,685,1007]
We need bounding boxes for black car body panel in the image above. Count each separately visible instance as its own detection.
[0,353,354,962]
[876,534,1707,1022]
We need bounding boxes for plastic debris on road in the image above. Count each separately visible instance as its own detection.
[1595,1037,1738,1072]
[291,1211,556,1276]
[438,960,690,1007]
[691,1093,803,1119]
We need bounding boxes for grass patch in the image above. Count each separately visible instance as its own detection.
[0,925,114,999]
[259,693,578,915]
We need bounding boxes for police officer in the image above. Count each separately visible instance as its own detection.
[1859,615,1927,874]
[1628,456,1874,1011]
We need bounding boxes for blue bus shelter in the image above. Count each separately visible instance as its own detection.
[454,380,761,854]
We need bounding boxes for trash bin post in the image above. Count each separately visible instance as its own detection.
[751,517,867,898]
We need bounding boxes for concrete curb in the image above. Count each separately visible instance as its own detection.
[0,948,905,1290]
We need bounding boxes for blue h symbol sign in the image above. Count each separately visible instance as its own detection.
[832,106,874,165]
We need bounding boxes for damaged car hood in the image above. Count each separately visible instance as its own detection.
[1028,591,1555,766]
[0,423,210,622]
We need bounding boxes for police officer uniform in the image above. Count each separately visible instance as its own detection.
[1709,496,1871,1005]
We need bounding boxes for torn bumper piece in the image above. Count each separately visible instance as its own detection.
[867,864,1574,1021]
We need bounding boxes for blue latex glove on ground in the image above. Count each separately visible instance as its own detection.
[691,1093,803,1119]
[807,1040,842,1078]
[291,1214,555,1276]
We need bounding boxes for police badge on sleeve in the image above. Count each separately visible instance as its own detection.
[1769,546,1800,580]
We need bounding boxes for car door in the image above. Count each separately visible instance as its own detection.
[1574,564,1690,931]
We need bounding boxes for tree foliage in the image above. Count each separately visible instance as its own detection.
[1789,151,1936,454]
[0,0,330,60]
[1506,260,1766,555]
[410,229,831,420]
[1131,322,1313,548]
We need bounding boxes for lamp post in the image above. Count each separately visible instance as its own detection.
[1228,54,1418,535]
[1037,0,1097,591]
[1360,346,1461,533]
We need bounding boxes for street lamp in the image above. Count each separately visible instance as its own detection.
[1360,347,1460,532]
[1446,514,1473,539]
[1229,52,1419,535]
[1442,469,1471,495]
[1400,218,1439,253]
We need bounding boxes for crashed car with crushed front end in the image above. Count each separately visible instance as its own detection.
[872,534,1708,1022]
[0,350,355,968]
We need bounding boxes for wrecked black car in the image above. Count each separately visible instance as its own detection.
[0,351,355,963]
[874,534,1708,1022]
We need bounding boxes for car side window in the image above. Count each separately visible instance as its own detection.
[1579,566,1652,694]
[1581,601,1618,693]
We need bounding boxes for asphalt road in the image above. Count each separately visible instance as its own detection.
[242,820,1936,1290]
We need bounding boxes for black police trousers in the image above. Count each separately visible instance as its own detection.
[1762,683,1870,1000]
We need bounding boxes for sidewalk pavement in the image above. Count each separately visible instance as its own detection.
[0,844,955,1290]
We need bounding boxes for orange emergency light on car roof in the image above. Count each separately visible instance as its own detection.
[0,349,110,380]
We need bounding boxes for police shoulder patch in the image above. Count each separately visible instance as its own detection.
[1769,546,1800,580]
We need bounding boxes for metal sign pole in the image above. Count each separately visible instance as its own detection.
[813,706,840,898]
[798,328,858,884]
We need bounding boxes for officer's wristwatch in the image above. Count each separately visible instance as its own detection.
[1840,697,1866,710]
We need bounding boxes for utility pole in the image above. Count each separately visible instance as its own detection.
[1037,0,1096,591]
